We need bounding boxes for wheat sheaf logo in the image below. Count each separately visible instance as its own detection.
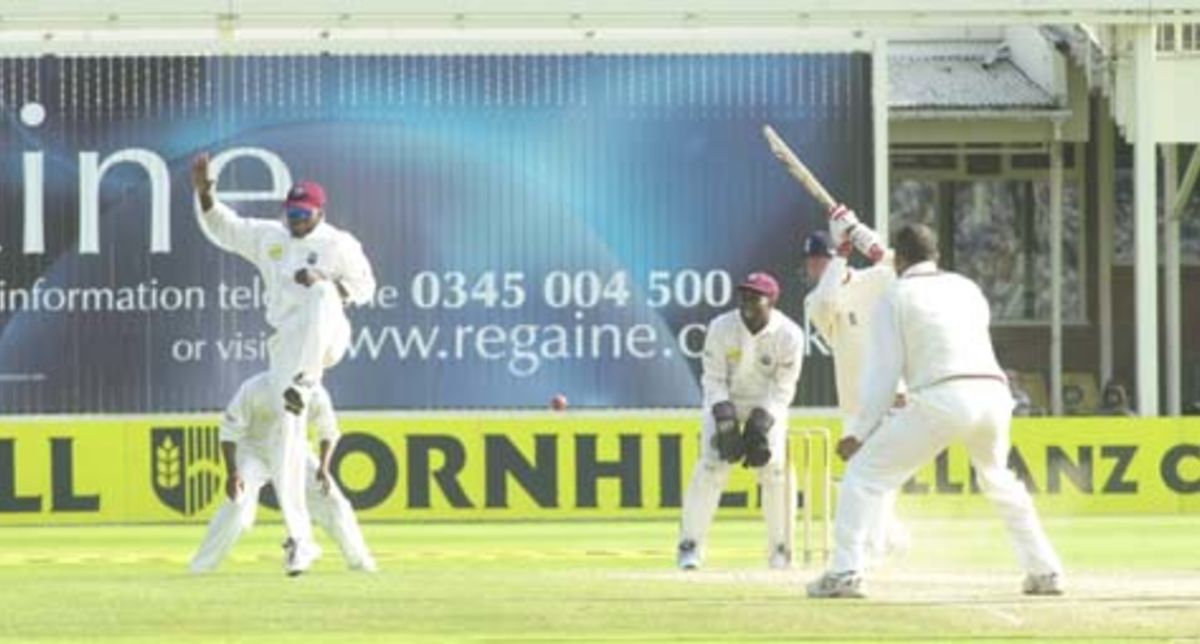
[151,426,223,516]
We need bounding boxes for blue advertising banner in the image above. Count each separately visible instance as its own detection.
[0,53,872,413]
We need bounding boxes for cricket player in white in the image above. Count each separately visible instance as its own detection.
[804,207,894,427]
[802,211,909,559]
[678,272,806,570]
[808,223,1063,598]
[191,154,376,574]
[190,372,376,575]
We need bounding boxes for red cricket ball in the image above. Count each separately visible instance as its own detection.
[550,394,568,411]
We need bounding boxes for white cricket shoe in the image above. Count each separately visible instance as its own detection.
[283,538,322,577]
[806,571,865,599]
[676,539,701,571]
[768,544,792,570]
[1022,572,1064,596]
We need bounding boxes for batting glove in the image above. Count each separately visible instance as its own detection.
[848,224,886,264]
[828,204,859,245]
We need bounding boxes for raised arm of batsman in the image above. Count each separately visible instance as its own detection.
[806,253,849,345]
[827,203,886,265]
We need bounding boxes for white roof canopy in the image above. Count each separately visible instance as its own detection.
[0,0,1195,31]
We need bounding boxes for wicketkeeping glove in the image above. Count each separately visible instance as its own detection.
[710,401,745,463]
[742,408,775,468]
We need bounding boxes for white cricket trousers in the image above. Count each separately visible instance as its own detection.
[867,490,905,558]
[268,281,351,552]
[680,412,796,561]
[189,450,372,573]
[268,281,352,395]
[831,378,1062,576]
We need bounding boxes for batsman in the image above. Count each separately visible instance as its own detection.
[192,155,376,575]
[803,223,910,560]
[677,272,806,570]
[765,124,909,560]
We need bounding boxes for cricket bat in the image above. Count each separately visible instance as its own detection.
[761,124,838,212]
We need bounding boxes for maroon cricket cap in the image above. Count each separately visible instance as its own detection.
[738,272,781,303]
[284,180,327,211]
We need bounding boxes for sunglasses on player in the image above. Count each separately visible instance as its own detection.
[286,206,318,221]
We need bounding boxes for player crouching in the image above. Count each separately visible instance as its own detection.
[677,272,805,571]
[190,372,377,576]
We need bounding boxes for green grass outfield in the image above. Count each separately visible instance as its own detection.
[1,516,1198,642]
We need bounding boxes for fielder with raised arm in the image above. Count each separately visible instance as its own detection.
[802,208,909,559]
[807,224,1063,599]
[677,272,805,570]
[190,372,377,575]
[191,155,376,575]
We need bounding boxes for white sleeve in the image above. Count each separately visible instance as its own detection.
[196,199,275,261]
[847,288,904,439]
[308,387,341,442]
[334,236,377,306]
[852,254,896,299]
[700,319,731,409]
[807,257,847,344]
[219,383,253,444]
[762,325,805,412]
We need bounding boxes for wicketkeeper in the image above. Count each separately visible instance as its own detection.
[190,372,376,576]
[677,272,806,570]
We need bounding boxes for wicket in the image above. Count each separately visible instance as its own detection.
[785,426,834,565]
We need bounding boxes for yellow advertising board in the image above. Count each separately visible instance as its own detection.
[0,413,1197,525]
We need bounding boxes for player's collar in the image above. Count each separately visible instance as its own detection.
[742,309,781,337]
[303,219,334,240]
[900,261,939,278]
